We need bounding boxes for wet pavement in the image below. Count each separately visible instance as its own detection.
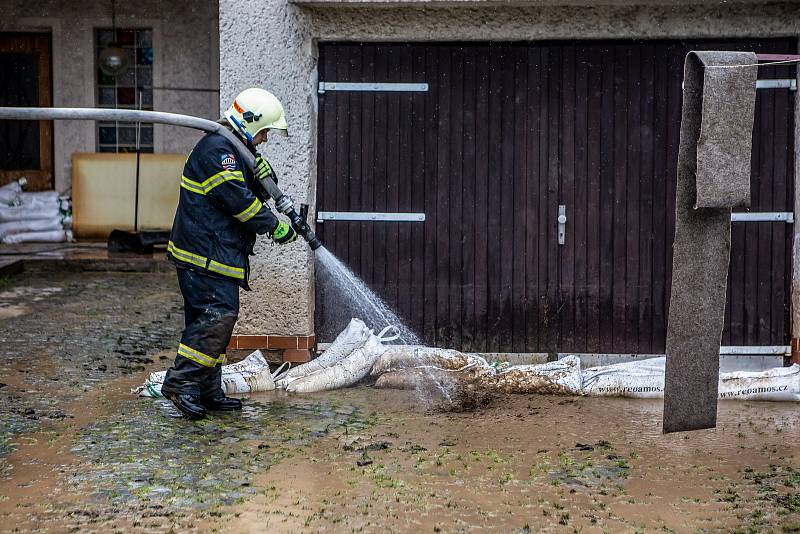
[0,268,799,532]
[0,268,182,459]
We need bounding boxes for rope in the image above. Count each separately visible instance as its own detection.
[377,325,401,343]
[705,59,800,69]
[270,361,292,382]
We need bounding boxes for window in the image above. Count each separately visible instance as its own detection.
[95,28,153,153]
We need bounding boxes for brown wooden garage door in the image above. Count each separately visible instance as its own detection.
[315,39,796,353]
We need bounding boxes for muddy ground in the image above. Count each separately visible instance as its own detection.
[0,268,798,533]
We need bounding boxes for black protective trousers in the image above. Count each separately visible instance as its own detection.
[162,268,239,397]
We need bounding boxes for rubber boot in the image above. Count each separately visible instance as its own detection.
[200,364,242,411]
[201,393,243,411]
[163,391,207,420]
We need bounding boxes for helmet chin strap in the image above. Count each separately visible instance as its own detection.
[228,114,254,144]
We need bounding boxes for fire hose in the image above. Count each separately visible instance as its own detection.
[0,107,322,250]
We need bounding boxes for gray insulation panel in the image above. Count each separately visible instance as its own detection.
[663,51,757,434]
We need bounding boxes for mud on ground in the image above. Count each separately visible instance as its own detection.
[0,268,799,532]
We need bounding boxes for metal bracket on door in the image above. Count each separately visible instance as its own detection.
[731,212,794,223]
[756,79,797,91]
[682,79,797,91]
[558,205,567,245]
[316,211,426,223]
[318,82,429,94]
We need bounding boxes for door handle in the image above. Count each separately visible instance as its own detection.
[558,205,566,245]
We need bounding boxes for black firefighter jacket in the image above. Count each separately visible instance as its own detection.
[167,131,279,290]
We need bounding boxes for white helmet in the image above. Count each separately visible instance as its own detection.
[223,88,288,142]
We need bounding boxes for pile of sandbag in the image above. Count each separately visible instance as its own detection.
[275,319,399,393]
[135,319,400,397]
[371,349,800,402]
[0,179,72,244]
[135,318,800,403]
[582,356,800,402]
[369,347,583,396]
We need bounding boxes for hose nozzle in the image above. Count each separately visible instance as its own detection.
[258,176,323,251]
[289,203,322,250]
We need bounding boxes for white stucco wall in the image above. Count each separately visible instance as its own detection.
[221,0,800,338]
[2,0,220,193]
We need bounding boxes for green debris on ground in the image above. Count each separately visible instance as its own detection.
[69,396,375,518]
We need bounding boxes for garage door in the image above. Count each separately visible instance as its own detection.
[314,39,796,353]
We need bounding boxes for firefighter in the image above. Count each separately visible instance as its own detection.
[161,88,296,420]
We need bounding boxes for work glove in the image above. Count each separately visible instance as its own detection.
[271,220,297,245]
[255,153,278,185]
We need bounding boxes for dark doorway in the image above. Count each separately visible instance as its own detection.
[0,33,53,191]
[315,39,795,353]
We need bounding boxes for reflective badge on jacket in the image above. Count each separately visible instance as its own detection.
[220,153,237,171]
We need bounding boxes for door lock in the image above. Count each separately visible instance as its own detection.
[558,205,567,245]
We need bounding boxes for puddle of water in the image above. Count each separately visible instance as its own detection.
[0,303,29,320]
[0,286,62,300]
[68,393,373,514]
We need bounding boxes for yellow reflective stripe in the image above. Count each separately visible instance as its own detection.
[180,171,244,195]
[167,242,244,282]
[167,241,207,268]
[181,182,205,195]
[208,260,245,279]
[202,170,244,193]
[235,199,262,222]
[201,170,243,186]
[217,353,227,364]
[181,175,205,194]
[178,343,218,367]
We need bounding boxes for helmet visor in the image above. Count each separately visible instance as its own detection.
[271,128,289,138]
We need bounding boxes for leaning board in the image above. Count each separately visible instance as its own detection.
[72,152,183,238]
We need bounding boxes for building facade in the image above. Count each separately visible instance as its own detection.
[1,0,220,192]
[220,0,800,361]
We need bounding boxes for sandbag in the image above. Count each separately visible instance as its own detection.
[718,365,800,401]
[582,357,667,398]
[19,191,61,207]
[0,217,63,238]
[2,229,72,244]
[0,203,60,223]
[286,329,395,393]
[134,350,287,397]
[374,364,490,391]
[374,368,453,390]
[371,345,491,376]
[0,181,23,206]
[582,357,800,401]
[274,318,371,387]
[491,356,583,395]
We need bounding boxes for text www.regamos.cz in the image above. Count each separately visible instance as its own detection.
[595,387,664,393]
[718,386,789,398]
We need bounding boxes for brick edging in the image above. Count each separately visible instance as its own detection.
[228,334,315,351]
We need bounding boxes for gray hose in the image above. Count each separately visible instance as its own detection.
[0,106,321,248]
[0,106,255,170]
